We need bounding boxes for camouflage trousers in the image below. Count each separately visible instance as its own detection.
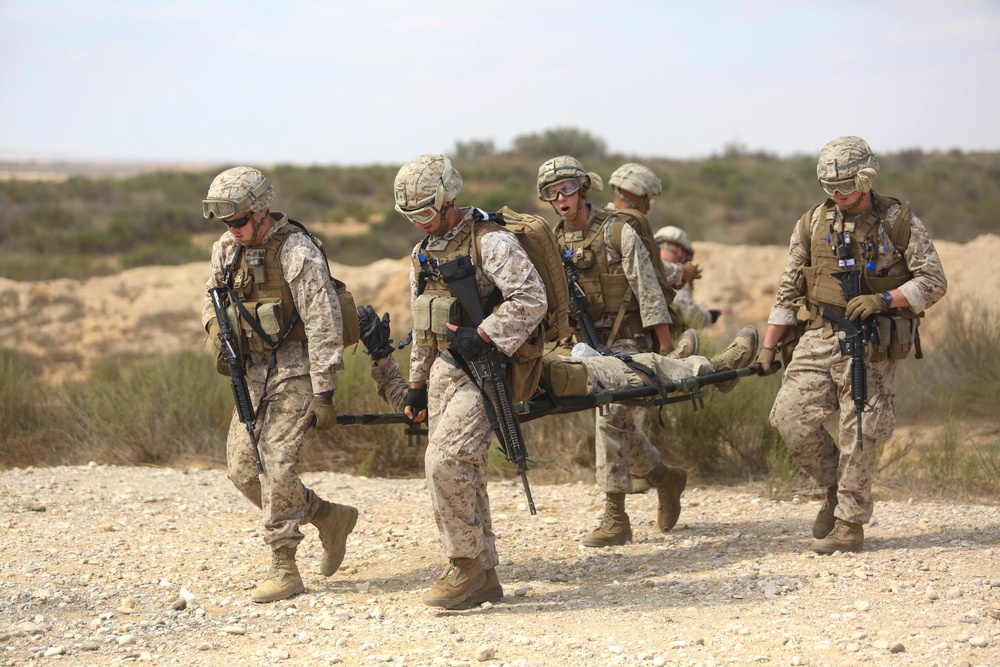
[425,356,498,571]
[227,373,324,549]
[588,341,713,494]
[769,328,896,524]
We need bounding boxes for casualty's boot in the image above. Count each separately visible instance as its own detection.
[581,492,632,547]
[812,485,839,539]
[646,463,688,532]
[251,546,305,603]
[665,329,700,360]
[312,500,359,576]
[450,567,504,610]
[709,325,759,393]
[422,557,486,609]
[810,518,864,554]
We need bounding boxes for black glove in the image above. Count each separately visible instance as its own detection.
[404,386,428,416]
[446,326,489,358]
[357,305,395,361]
[708,309,722,324]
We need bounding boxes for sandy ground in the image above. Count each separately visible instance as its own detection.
[1,464,998,667]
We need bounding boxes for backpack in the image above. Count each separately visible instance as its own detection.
[287,219,360,348]
[494,206,571,343]
[607,208,685,339]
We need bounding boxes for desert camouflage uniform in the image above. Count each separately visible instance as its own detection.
[660,260,715,330]
[202,213,345,549]
[767,199,947,524]
[557,206,673,494]
[409,208,546,571]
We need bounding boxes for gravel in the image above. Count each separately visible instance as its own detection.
[2,463,998,666]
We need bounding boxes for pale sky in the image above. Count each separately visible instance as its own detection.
[2,1,998,166]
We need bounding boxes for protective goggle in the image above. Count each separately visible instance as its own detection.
[395,157,453,225]
[539,177,582,202]
[202,177,272,219]
[819,178,858,196]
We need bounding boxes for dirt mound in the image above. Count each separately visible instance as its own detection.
[0,235,994,382]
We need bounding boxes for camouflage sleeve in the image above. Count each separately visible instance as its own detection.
[660,259,685,288]
[613,223,671,327]
[674,283,711,329]
[370,355,410,412]
[281,235,344,394]
[768,211,814,326]
[407,248,436,384]
[477,230,548,357]
[893,208,948,313]
[201,234,237,329]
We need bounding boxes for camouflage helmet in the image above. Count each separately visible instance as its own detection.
[203,166,274,219]
[609,163,663,199]
[653,225,694,258]
[816,136,879,193]
[536,155,604,199]
[393,154,463,215]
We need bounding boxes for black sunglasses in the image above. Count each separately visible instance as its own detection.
[222,213,252,229]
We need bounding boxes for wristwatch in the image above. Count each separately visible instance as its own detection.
[880,291,893,306]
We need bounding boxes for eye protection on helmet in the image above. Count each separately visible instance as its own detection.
[395,157,453,224]
[202,177,272,220]
[539,177,583,202]
[820,178,858,196]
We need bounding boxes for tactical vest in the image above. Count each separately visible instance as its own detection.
[556,209,647,348]
[411,219,487,350]
[230,224,308,354]
[411,215,545,402]
[799,194,920,360]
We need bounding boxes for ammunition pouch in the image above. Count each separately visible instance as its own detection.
[412,294,460,349]
[869,315,919,361]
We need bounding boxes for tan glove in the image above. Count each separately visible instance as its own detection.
[756,346,778,376]
[207,318,222,354]
[306,394,337,431]
[845,294,888,321]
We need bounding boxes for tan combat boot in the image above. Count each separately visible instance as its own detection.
[449,567,504,610]
[312,500,359,576]
[251,546,305,603]
[664,329,699,360]
[811,518,864,554]
[581,492,632,547]
[646,463,688,532]
[422,557,486,609]
[709,325,759,392]
[812,485,839,539]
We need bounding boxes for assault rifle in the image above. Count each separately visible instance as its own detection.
[561,250,612,355]
[438,254,537,515]
[820,270,878,452]
[209,287,264,473]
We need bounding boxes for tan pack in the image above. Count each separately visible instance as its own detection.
[288,220,360,348]
[608,208,684,339]
[496,206,571,343]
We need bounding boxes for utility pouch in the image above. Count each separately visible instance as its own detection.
[256,302,283,339]
[569,246,595,270]
[413,294,437,347]
[541,352,589,397]
[508,335,545,402]
[869,315,917,361]
[430,296,460,337]
[778,319,807,368]
[802,265,846,309]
